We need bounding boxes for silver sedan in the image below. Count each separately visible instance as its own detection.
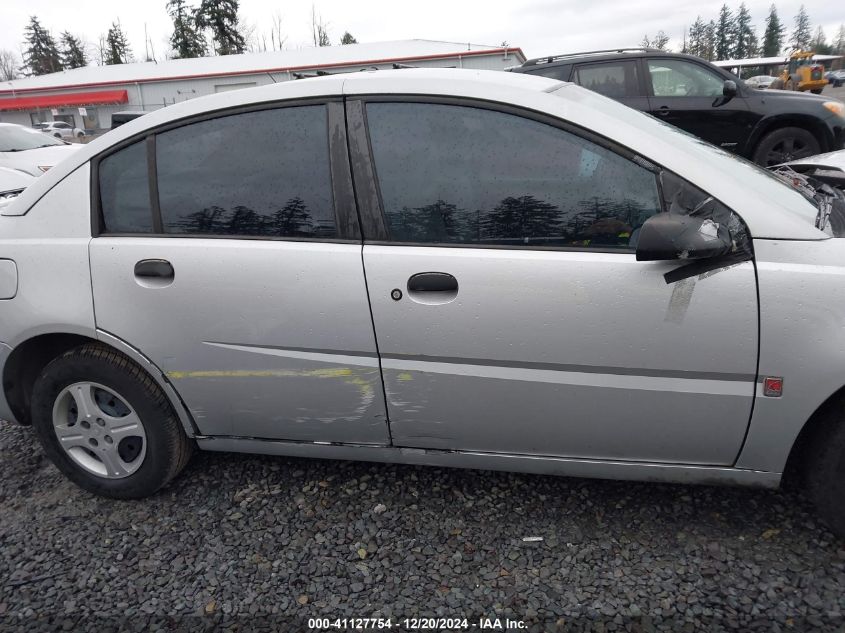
[1,69,844,538]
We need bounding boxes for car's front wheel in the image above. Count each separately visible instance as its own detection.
[803,404,845,539]
[751,127,821,167]
[31,343,193,498]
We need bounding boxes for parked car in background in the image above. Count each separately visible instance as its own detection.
[0,123,82,177]
[4,69,845,537]
[745,75,777,89]
[110,111,147,130]
[37,121,85,139]
[825,70,845,88]
[510,48,845,166]
[0,166,35,209]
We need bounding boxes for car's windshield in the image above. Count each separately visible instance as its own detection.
[0,126,66,152]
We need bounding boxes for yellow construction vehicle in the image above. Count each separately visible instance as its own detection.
[773,51,828,94]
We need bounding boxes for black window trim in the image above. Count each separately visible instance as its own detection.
[91,95,361,243]
[347,94,664,254]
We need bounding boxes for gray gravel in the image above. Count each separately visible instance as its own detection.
[1,420,844,632]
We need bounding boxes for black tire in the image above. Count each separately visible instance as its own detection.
[76,131,84,138]
[810,88,823,94]
[751,126,821,167]
[30,343,193,498]
[803,405,845,539]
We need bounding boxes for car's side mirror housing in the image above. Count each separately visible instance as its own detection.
[635,213,734,261]
[723,79,738,97]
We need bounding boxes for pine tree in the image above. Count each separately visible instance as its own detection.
[790,5,811,51]
[714,4,734,60]
[733,3,756,59]
[688,17,705,58]
[762,4,784,56]
[22,16,63,76]
[168,0,207,58]
[60,32,87,68]
[104,21,132,65]
[340,32,357,45]
[196,0,246,55]
[835,25,845,55]
[703,20,717,61]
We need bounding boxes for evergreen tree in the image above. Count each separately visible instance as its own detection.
[703,20,717,61]
[762,4,784,56]
[688,16,706,58]
[733,3,756,59]
[714,4,734,60]
[340,31,357,45]
[104,21,132,65]
[60,32,87,68]
[810,26,831,54]
[168,0,207,58]
[790,5,811,51]
[835,25,845,55]
[22,16,62,76]
[196,0,246,55]
[273,198,314,236]
[483,196,561,242]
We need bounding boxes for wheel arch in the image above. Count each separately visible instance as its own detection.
[746,114,833,158]
[782,384,845,485]
[2,331,198,437]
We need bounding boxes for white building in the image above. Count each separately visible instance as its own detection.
[0,40,525,132]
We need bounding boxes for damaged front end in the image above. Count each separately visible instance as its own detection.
[769,157,845,236]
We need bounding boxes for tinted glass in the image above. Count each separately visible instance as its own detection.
[99,140,153,233]
[366,103,661,248]
[648,59,725,97]
[156,105,336,238]
[524,64,571,81]
[574,61,641,98]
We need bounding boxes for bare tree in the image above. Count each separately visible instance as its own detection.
[0,49,20,80]
[271,12,287,51]
[311,5,330,47]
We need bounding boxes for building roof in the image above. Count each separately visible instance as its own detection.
[1,40,524,95]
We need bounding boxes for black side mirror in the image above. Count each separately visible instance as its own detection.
[723,79,738,97]
[636,213,733,262]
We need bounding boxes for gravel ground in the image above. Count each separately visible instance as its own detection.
[0,420,844,632]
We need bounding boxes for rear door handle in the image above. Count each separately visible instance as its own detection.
[134,259,174,279]
[407,272,458,293]
[657,105,671,116]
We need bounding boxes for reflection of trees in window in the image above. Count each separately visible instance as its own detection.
[480,195,562,243]
[384,193,653,247]
[172,196,330,237]
[386,199,462,242]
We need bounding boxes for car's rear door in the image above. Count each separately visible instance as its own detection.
[645,57,755,152]
[351,98,758,465]
[89,101,389,444]
[569,59,650,112]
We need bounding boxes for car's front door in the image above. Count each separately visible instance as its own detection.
[353,99,758,465]
[89,101,389,444]
[645,58,755,152]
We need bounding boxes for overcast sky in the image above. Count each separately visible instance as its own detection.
[1,0,842,64]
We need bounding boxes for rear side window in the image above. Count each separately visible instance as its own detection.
[574,61,641,98]
[155,105,336,238]
[99,140,153,233]
[522,64,571,81]
[365,102,661,248]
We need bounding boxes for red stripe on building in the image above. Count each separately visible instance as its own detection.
[0,90,129,111]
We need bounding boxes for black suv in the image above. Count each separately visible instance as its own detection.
[510,48,845,166]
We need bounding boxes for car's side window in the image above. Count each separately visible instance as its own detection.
[647,59,725,97]
[574,61,641,98]
[155,105,337,238]
[99,140,153,233]
[365,102,662,249]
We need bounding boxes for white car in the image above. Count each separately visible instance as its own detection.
[0,166,34,209]
[37,121,85,139]
[0,123,82,177]
[745,75,777,89]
